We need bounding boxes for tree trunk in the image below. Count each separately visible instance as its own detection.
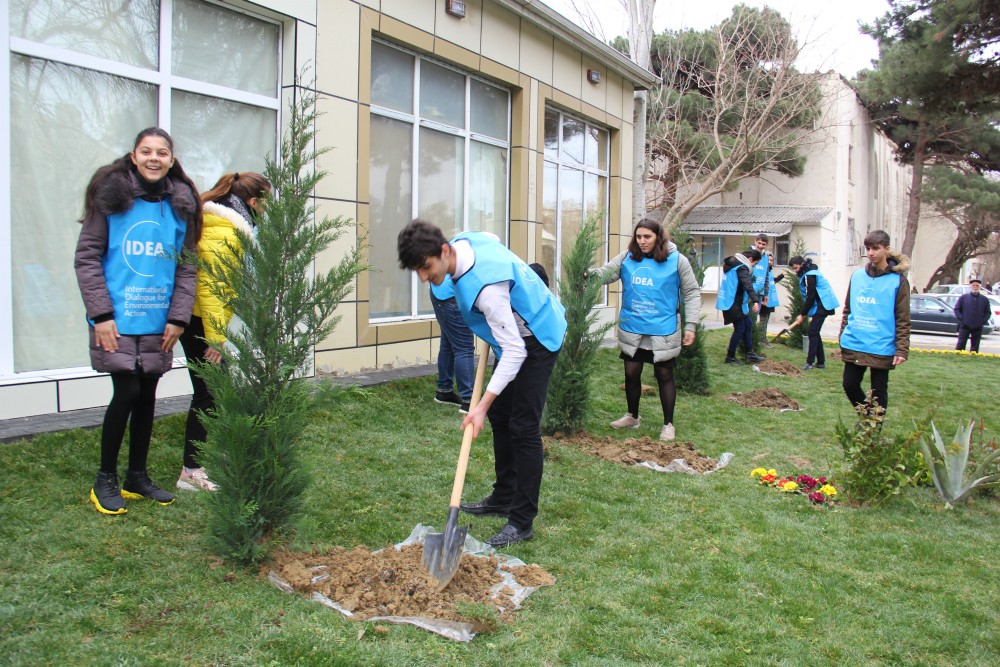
[633,91,648,223]
[900,123,927,258]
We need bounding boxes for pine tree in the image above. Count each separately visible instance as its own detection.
[192,83,365,565]
[780,235,809,351]
[543,214,613,435]
[672,227,710,395]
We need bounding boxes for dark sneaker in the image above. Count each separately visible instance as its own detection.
[485,523,533,548]
[745,352,766,363]
[459,402,470,414]
[434,391,462,406]
[814,363,826,369]
[802,363,814,370]
[122,470,175,505]
[459,496,511,517]
[90,470,127,515]
[724,356,740,364]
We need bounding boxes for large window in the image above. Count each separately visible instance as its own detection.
[369,40,510,321]
[6,0,281,374]
[541,107,609,288]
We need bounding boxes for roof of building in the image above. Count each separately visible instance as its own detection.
[679,205,834,236]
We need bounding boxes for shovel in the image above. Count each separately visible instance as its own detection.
[770,320,801,344]
[423,338,491,591]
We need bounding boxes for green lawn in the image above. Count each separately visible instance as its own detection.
[2,329,998,666]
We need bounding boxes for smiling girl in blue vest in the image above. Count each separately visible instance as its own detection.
[75,128,201,515]
[177,172,271,493]
[590,218,702,442]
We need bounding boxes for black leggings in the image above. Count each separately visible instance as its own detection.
[842,362,890,412]
[623,360,677,426]
[180,316,216,469]
[100,373,160,473]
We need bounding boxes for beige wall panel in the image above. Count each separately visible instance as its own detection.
[531,81,546,150]
[256,0,315,22]
[315,346,376,375]
[479,58,519,87]
[509,147,531,221]
[481,1,520,70]
[605,72,625,120]
[376,339,434,368]
[519,21,554,84]
[293,21,317,86]
[381,0,435,34]
[618,121,633,183]
[314,96,358,201]
[357,107,370,200]
[0,381,57,420]
[509,219,528,259]
[552,39,582,99]
[317,0,359,99]
[377,320,434,344]
[379,15,434,53]
[580,102,606,126]
[357,0,380,11]
[526,148,538,223]
[580,63,606,111]
[435,0,482,52]
[609,176,622,237]
[315,199,360,301]
[551,89,581,113]
[359,10,377,105]
[609,123,622,175]
[434,38,480,71]
[510,86,529,147]
[57,376,113,412]
[356,301,378,347]
[317,302,359,350]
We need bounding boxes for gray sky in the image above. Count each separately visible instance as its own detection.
[541,0,887,78]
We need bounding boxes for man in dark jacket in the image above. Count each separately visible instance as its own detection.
[953,279,992,353]
[790,255,839,370]
[716,249,763,364]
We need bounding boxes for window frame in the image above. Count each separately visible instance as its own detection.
[1,0,283,379]
[368,38,512,323]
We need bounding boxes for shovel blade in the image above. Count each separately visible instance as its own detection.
[422,507,469,591]
[770,328,789,343]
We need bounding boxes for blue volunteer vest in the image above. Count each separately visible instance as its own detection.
[430,277,455,300]
[839,269,901,357]
[716,264,749,315]
[619,253,680,335]
[449,232,567,354]
[752,253,780,307]
[800,269,840,315]
[100,199,186,335]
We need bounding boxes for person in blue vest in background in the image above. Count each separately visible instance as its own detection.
[430,278,475,414]
[589,217,701,442]
[789,255,840,370]
[75,128,201,515]
[717,249,764,364]
[749,234,780,347]
[397,219,567,549]
[838,230,910,415]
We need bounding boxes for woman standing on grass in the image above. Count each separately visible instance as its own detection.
[75,128,201,515]
[589,218,701,442]
[177,172,271,492]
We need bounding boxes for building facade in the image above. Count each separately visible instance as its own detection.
[0,0,654,420]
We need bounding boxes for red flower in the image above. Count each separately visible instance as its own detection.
[817,477,827,484]
[760,473,777,484]
[808,491,826,504]
[796,475,818,489]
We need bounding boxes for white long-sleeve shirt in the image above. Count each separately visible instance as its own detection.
[451,238,529,396]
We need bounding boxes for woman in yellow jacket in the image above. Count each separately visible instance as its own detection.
[177,172,271,491]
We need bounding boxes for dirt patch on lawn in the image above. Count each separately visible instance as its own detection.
[548,432,720,472]
[620,383,656,395]
[726,387,800,411]
[268,544,553,630]
[754,359,802,376]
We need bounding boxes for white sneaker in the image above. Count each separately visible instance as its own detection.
[610,414,641,429]
[177,466,219,492]
[660,423,676,442]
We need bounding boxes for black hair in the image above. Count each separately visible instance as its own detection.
[628,217,670,262]
[864,230,890,248]
[398,219,448,270]
[745,249,762,262]
[528,262,550,287]
[788,255,805,267]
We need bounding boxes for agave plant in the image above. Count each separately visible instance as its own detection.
[919,420,1000,506]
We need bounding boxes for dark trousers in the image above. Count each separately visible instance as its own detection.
[100,373,160,473]
[842,361,890,412]
[727,314,753,357]
[956,326,983,353]
[179,316,216,469]
[486,336,559,531]
[807,312,828,365]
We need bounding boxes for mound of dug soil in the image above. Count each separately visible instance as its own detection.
[549,432,720,472]
[726,387,799,411]
[268,543,553,631]
[620,382,656,395]
[754,359,802,377]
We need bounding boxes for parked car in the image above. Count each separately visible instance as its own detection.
[909,294,962,335]
[935,293,1000,334]
[928,283,996,296]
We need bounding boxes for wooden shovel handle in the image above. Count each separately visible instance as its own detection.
[448,338,491,509]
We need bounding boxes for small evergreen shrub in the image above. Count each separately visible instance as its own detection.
[672,227,710,395]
